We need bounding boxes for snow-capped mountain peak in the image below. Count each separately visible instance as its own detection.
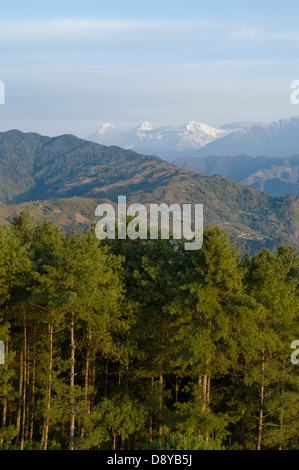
[88,120,226,155]
[137,121,156,132]
[184,121,223,136]
[97,123,116,135]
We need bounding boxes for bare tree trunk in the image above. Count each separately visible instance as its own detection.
[149,414,153,443]
[197,375,202,400]
[15,346,24,445]
[205,372,211,442]
[25,351,30,441]
[20,313,27,450]
[149,376,154,442]
[81,325,91,438]
[206,373,210,408]
[85,326,91,409]
[42,323,53,450]
[175,375,181,404]
[202,374,207,411]
[69,312,76,451]
[104,359,109,399]
[0,329,9,446]
[257,349,265,451]
[29,356,36,440]
[197,375,203,439]
[278,411,283,450]
[158,356,163,437]
[120,372,128,450]
[90,360,96,411]
[278,385,285,450]
[29,326,37,441]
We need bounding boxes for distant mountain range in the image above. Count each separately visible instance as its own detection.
[87,117,299,198]
[88,121,226,158]
[88,116,299,164]
[188,116,299,158]
[174,154,299,197]
[0,130,298,253]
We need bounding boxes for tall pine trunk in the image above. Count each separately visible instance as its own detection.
[0,318,9,445]
[42,323,53,450]
[29,325,37,441]
[175,375,181,404]
[149,376,154,442]
[0,327,9,446]
[278,382,285,450]
[20,312,27,450]
[205,372,210,442]
[69,311,76,451]
[104,359,109,399]
[158,356,163,437]
[25,350,30,441]
[202,374,207,411]
[15,346,23,445]
[257,348,265,450]
[81,324,91,438]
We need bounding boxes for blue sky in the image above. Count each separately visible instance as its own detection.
[1,0,299,137]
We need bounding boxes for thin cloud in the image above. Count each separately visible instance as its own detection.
[230,28,262,39]
[230,27,299,43]
[0,19,167,42]
[0,19,212,43]
[270,32,299,42]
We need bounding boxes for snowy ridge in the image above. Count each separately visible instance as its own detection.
[88,120,225,153]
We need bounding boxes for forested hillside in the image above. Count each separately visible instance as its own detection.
[173,154,299,197]
[0,214,298,450]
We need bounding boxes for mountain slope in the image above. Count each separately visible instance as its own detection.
[0,130,50,202]
[173,154,299,197]
[191,117,299,158]
[0,130,298,251]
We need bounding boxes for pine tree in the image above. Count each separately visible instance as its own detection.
[242,248,299,450]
